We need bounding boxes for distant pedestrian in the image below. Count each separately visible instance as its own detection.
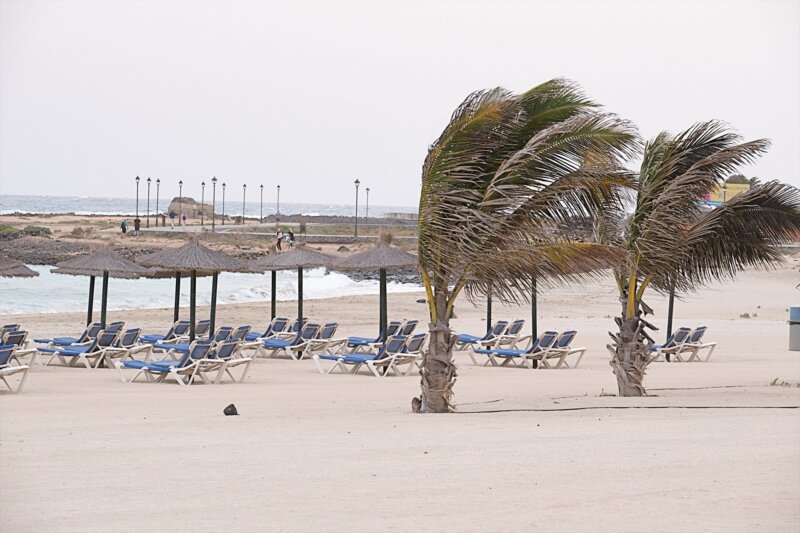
[181,213,187,226]
[276,228,283,251]
[133,217,141,237]
[287,230,295,249]
[120,219,128,235]
[169,210,176,229]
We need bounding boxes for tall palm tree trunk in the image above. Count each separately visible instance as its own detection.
[609,299,650,397]
[413,288,457,413]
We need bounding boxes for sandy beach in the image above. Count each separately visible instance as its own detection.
[1,257,799,532]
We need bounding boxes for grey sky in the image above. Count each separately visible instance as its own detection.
[1,0,798,207]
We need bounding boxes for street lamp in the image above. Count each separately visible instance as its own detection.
[211,177,217,232]
[201,181,206,227]
[365,187,370,220]
[222,182,226,225]
[135,176,140,218]
[146,177,151,228]
[276,185,281,216]
[354,179,360,237]
[260,184,264,224]
[155,179,160,226]
[178,180,183,225]
[242,184,247,224]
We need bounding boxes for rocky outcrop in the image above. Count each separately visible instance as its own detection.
[166,197,213,220]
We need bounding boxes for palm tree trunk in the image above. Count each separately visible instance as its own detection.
[413,288,457,413]
[609,298,650,397]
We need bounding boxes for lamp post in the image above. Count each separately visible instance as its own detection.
[211,177,217,232]
[155,178,160,226]
[201,181,206,227]
[365,187,370,220]
[260,184,264,224]
[242,184,247,225]
[354,179,360,237]
[276,185,281,217]
[222,182,226,225]
[146,177,151,228]
[135,176,140,218]
[178,179,183,225]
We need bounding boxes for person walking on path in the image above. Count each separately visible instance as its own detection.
[169,210,176,229]
[133,217,141,237]
[287,230,295,249]
[276,228,283,251]
[181,213,187,226]
[120,219,128,235]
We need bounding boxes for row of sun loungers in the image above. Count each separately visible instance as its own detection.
[647,326,717,362]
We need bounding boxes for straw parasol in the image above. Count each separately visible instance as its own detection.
[0,258,39,278]
[137,238,246,341]
[53,246,153,328]
[248,246,333,325]
[331,240,417,339]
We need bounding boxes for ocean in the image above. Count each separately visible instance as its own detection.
[0,265,423,315]
[0,194,416,219]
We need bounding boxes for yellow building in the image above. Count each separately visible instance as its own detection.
[705,183,750,205]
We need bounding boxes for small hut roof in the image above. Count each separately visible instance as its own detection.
[136,238,245,273]
[333,244,417,272]
[248,246,333,272]
[53,247,153,279]
[0,258,39,278]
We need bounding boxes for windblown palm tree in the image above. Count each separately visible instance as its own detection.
[414,79,639,413]
[599,121,800,396]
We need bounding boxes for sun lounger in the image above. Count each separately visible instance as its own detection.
[478,319,526,349]
[212,339,253,383]
[244,317,290,342]
[259,323,321,360]
[288,322,347,359]
[455,320,509,352]
[230,325,252,341]
[2,330,39,365]
[400,320,419,336]
[532,330,586,368]
[99,328,152,368]
[314,335,409,375]
[471,330,559,368]
[347,320,404,353]
[140,320,191,344]
[1,324,20,338]
[649,327,692,362]
[39,329,120,368]
[365,332,429,377]
[0,344,31,393]
[666,326,717,362]
[131,340,219,385]
[34,322,103,347]
[152,326,233,357]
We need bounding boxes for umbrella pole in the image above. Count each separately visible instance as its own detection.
[270,270,277,320]
[297,267,303,325]
[173,272,181,323]
[210,272,218,339]
[100,271,109,329]
[190,269,197,342]
[531,275,538,340]
[380,268,387,339]
[87,275,95,326]
[486,288,492,333]
[666,284,675,341]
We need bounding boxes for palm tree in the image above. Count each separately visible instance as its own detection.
[413,79,639,413]
[600,121,800,396]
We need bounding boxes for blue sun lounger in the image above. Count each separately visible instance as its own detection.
[259,323,321,360]
[471,330,559,368]
[314,335,409,375]
[0,344,32,393]
[38,329,121,369]
[244,317,290,342]
[346,320,404,353]
[116,340,216,385]
[152,326,233,357]
[140,320,191,344]
[454,320,509,352]
[35,322,103,347]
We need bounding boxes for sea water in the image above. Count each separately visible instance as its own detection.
[0,265,422,315]
[0,194,416,218]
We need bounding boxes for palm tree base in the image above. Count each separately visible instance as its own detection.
[610,316,650,397]
[413,321,457,413]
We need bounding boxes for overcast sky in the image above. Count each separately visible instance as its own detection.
[1,0,798,207]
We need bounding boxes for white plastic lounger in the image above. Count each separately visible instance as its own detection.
[0,345,31,393]
[39,330,120,369]
[365,333,428,377]
[2,330,39,366]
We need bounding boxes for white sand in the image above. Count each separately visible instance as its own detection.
[2,260,799,532]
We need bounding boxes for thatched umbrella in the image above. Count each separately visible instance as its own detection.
[332,242,417,339]
[53,247,152,328]
[248,246,333,325]
[137,239,245,341]
[0,259,39,278]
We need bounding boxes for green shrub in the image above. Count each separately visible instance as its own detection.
[22,225,52,237]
